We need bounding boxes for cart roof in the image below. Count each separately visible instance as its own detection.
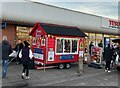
[30,22,87,37]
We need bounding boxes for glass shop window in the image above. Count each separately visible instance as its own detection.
[56,38,78,54]
[64,39,71,53]
[72,40,77,53]
[56,39,63,53]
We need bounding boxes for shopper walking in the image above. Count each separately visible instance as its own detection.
[104,44,113,73]
[2,36,12,78]
[19,41,33,79]
[14,39,23,64]
[111,44,118,69]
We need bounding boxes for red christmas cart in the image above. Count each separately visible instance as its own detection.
[30,22,86,69]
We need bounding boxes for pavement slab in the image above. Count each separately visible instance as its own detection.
[1,62,119,87]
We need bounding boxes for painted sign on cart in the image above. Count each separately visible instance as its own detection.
[34,48,44,60]
[60,55,74,60]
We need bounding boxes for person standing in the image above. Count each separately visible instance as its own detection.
[118,43,120,58]
[104,44,113,73]
[19,41,33,79]
[89,41,94,57]
[14,39,23,64]
[2,36,12,78]
[98,40,103,48]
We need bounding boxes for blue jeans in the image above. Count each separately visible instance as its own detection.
[0,60,2,65]
[2,60,8,78]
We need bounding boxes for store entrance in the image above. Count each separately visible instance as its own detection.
[84,33,103,63]
[84,32,120,63]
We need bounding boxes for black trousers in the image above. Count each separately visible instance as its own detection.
[22,63,29,76]
[105,60,111,70]
[17,53,22,64]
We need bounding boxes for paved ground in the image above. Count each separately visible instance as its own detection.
[1,62,119,87]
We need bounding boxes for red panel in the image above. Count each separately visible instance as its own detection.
[48,37,55,49]
[79,38,84,51]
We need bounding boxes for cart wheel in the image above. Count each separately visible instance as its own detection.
[58,63,64,69]
[65,63,71,69]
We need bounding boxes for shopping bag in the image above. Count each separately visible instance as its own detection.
[9,50,18,58]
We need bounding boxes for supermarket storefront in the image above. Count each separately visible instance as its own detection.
[2,19,120,50]
[1,2,120,49]
[84,18,120,47]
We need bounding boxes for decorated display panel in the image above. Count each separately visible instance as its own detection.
[47,35,55,62]
[79,38,84,62]
[91,46,102,64]
[32,29,46,48]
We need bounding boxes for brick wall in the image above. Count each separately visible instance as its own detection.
[2,24,16,48]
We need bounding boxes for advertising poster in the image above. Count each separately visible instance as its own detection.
[48,51,54,61]
[91,46,102,64]
[79,51,84,57]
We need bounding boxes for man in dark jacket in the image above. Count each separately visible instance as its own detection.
[118,44,120,57]
[98,40,103,48]
[2,36,12,78]
[104,44,112,73]
[89,41,94,56]
[14,40,23,64]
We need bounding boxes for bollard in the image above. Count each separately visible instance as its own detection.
[78,56,83,76]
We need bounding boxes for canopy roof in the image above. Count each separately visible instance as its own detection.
[30,23,87,37]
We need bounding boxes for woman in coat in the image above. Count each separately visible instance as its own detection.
[104,44,113,72]
[19,41,33,79]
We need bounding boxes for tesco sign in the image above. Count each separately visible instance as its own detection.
[101,18,120,29]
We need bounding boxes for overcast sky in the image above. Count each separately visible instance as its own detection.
[1,0,119,19]
[30,0,119,20]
